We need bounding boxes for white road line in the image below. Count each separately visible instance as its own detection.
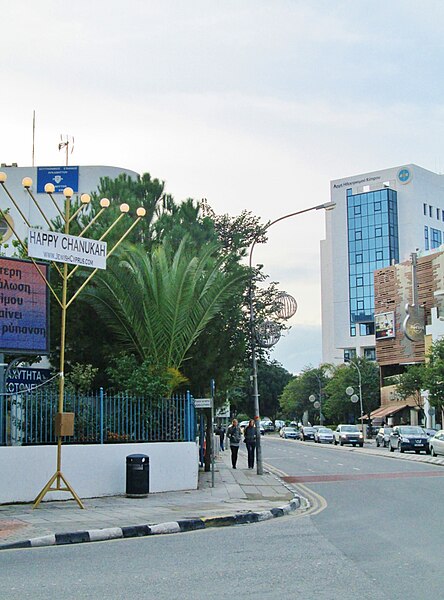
[312,457,318,460]
[353,467,360,471]
[323,460,329,463]
[337,463,344,466]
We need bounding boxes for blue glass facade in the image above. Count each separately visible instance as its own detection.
[347,188,399,331]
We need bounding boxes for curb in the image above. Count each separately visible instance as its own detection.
[0,497,301,551]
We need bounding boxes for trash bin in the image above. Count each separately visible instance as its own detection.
[126,454,149,497]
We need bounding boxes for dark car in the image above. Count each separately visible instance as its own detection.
[300,426,316,441]
[375,427,393,448]
[389,426,431,454]
[334,424,364,447]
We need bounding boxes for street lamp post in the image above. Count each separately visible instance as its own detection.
[345,359,365,439]
[249,200,335,474]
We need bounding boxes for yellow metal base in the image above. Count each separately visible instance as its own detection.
[33,470,85,509]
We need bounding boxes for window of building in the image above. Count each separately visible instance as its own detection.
[359,323,374,336]
[429,205,433,218]
[355,230,362,240]
[438,208,441,220]
[376,250,383,260]
[424,203,427,216]
[375,227,382,237]
[354,205,361,215]
[344,349,357,362]
[350,326,356,337]
[425,226,429,250]
[356,254,362,263]
[431,227,442,249]
[374,201,381,212]
[356,277,363,287]
[364,347,376,361]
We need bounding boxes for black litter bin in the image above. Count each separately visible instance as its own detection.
[126,454,149,497]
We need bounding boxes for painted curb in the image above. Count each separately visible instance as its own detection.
[0,495,301,551]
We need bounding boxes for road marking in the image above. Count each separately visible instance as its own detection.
[337,463,344,466]
[283,471,444,483]
[312,457,318,460]
[353,467,360,471]
[323,460,329,463]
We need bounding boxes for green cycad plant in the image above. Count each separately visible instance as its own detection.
[85,238,246,372]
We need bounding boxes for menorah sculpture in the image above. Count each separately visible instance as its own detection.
[0,172,146,508]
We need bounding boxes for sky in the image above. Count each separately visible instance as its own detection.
[1,0,444,374]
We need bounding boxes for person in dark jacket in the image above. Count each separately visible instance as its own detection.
[244,419,258,469]
[226,419,241,468]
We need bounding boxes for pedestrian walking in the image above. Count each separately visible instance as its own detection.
[219,424,225,451]
[244,419,258,469]
[226,419,241,468]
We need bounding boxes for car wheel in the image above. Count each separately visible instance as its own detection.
[389,444,394,452]
[399,443,404,453]
[376,439,380,447]
[359,443,363,448]
[339,440,343,446]
[426,448,431,455]
[383,440,387,448]
[415,449,420,454]
[334,439,337,445]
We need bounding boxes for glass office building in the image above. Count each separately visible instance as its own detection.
[347,187,399,336]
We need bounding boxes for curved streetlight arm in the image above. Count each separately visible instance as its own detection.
[249,200,336,474]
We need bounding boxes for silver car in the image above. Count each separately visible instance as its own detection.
[314,427,334,444]
[429,430,444,456]
[375,427,393,448]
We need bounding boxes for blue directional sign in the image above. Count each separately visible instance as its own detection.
[37,166,79,193]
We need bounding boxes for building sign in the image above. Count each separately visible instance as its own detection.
[0,257,49,354]
[37,166,79,194]
[375,311,395,340]
[28,229,107,270]
[5,367,51,393]
[397,167,412,184]
[194,398,213,409]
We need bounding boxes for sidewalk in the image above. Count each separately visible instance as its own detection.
[0,448,299,549]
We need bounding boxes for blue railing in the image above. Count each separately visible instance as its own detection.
[0,387,196,446]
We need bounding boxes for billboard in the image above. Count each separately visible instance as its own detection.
[5,367,52,393]
[37,166,79,194]
[28,229,107,270]
[375,311,395,340]
[0,257,49,354]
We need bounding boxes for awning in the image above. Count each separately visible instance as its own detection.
[369,404,410,420]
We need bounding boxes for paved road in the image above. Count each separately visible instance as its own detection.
[0,437,441,600]
[263,436,444,596]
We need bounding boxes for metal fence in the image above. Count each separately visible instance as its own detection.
[0,387,196,446]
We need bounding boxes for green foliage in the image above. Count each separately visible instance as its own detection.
[65,363,99,393]
[105,352,170,397]
[279,366,328,423]
[257,360,292,420]
[423,339,444,411]
[395,364,425,407]
[84,238,246,371]
[323,359,380,423]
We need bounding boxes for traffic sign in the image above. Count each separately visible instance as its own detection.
[194,398,213,409]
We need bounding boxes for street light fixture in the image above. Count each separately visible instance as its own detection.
[249,200,336,474]
[344,359,365,439]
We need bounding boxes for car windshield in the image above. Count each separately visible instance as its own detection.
[303,427,315,432]
[399,426,424,435]
[319,428,332,433]
[341,425,359,432]
[285,427,296,432]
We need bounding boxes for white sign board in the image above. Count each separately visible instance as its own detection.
[194,398,213,409]
[28,229,107,270]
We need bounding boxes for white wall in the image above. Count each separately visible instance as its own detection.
[0,442,198,504]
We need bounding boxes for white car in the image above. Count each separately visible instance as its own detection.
[429,430,444,456]
[314,427,334,444]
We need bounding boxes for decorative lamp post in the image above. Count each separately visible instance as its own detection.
[249,200,336,474]
[345,359,365,439]
[0,173,147,508]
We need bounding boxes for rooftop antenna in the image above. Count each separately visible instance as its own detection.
[32,110,36,167]
[58,134,74,166]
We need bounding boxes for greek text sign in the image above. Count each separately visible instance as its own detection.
[28,229,107,270]
[6,367,52,393]
[37,166,79,193]
[0,257,49,354]
[194,398,213,409]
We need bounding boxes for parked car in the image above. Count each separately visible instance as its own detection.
[389,426,430,454]
[261,420,275,432]
[314,427,334,444]
[274,420,285,431]
[300,426,316,441]
[280,426,300,440]
[375,427,393,448]
[334,424,364,447]
[239,420,264,435]
[423,428,438,438]
[429,430,444,456]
